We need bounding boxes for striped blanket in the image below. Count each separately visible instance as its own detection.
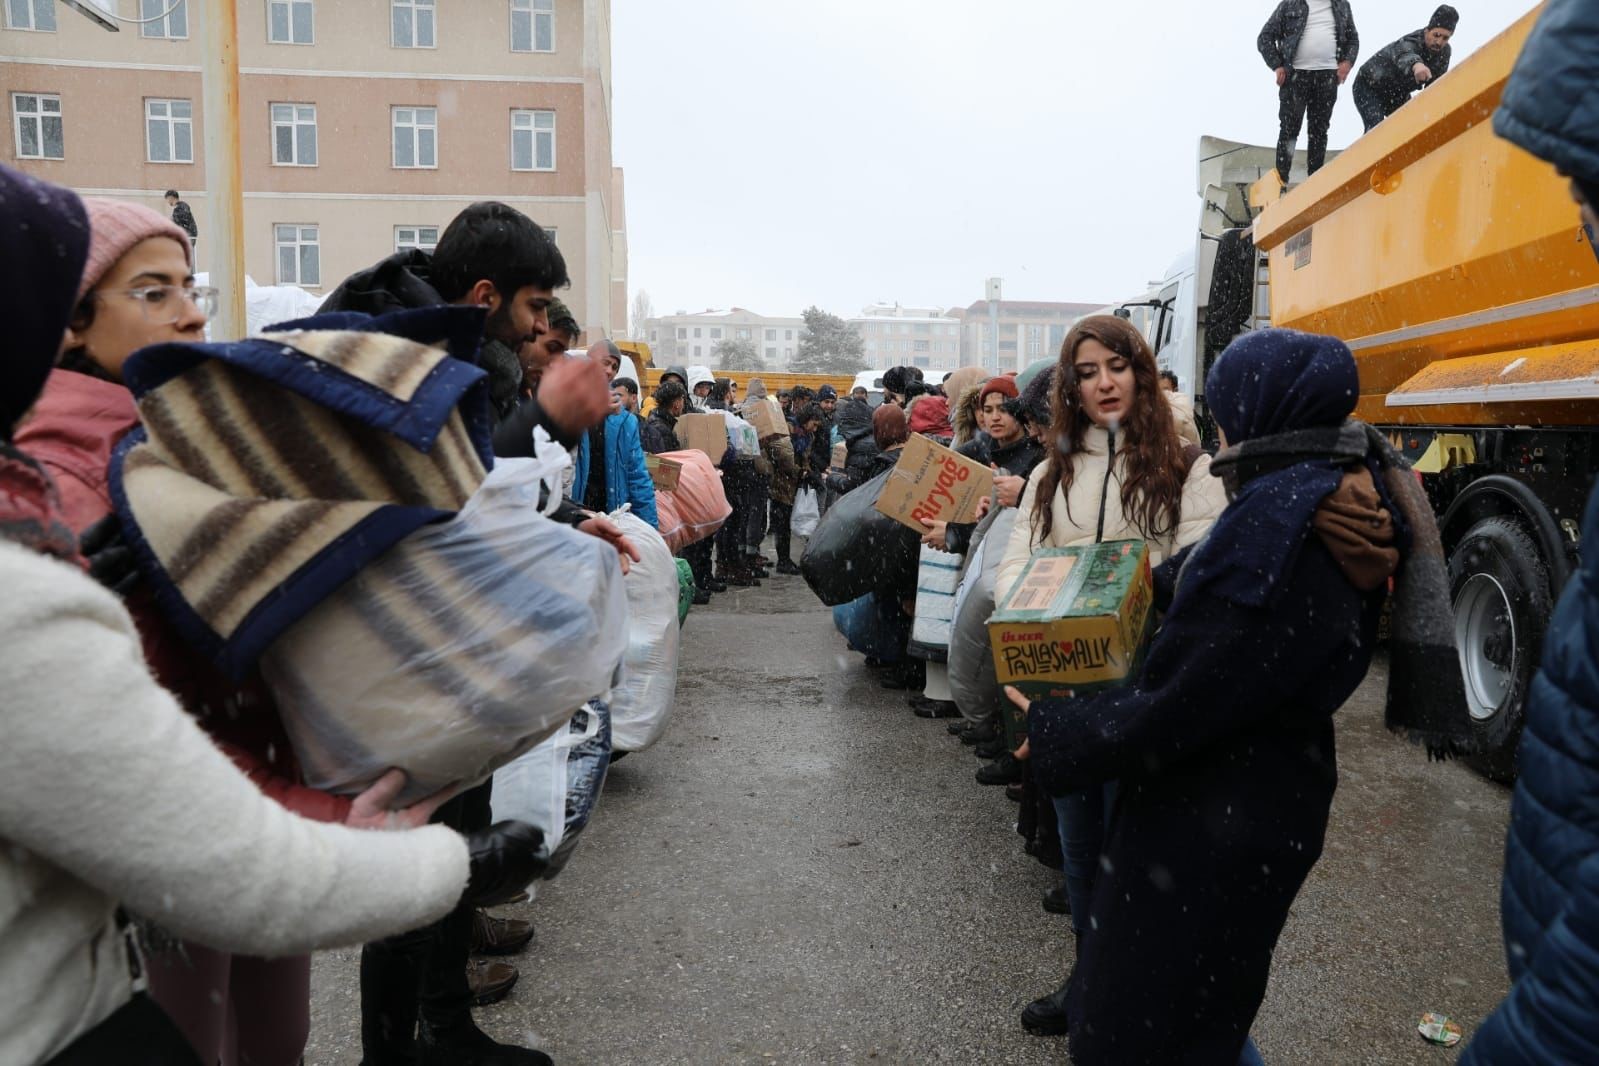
[110,306,495,677]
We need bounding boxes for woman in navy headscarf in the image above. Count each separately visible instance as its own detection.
[1007,328,1450,1064]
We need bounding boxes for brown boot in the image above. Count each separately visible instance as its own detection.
[470,909,534,956]
[465,957,518,1006]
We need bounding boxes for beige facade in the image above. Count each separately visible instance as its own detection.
[645,308,807,372]
[851,304,963,374]
[3,0,624,336]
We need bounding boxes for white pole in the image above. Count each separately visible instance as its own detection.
[200,0,245,339]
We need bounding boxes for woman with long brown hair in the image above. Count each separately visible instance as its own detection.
[995,314,1227,1037]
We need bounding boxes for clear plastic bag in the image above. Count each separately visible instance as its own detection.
[492,701,611,880]
[261,454,629,804]
[606,510,681,752]
[791,486,821,538]
[718,411,761,457]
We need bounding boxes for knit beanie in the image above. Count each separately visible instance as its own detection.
[1429,5,1459,31]
[978,376,1020,405]
[873,403,910,450]
[79,198,193,301]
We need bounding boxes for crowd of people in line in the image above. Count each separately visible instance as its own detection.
[3,2,1599,1064]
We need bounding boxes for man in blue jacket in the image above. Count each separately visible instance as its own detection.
[572,340,659,529]
[1464,3,1599,1060]
[1257,0,1360,184]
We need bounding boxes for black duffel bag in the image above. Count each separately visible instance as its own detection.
[799,467,919,606]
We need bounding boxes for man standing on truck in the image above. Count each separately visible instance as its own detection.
[1353,5,1458,131]
[1258,0,1361,186]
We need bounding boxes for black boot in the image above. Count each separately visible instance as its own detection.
[1020,932,1079,1036]
[975,752,1025,785]
[418,1016,553,1065]
[879,659,925,690]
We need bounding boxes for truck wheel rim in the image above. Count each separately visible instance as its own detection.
[1453,573,1515,722]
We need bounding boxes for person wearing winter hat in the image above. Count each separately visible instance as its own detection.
[881,365,914,407]
[0,166,551,1066]
[1353,5,1457,130]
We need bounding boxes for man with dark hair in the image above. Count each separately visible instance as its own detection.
[164,189,197,250]
[1258,1,1360,184]
[645,382,687,454]
[613,377,640,416]
[1353,5,1457,131]
[320,202,618,1066]
[1159,370,1180,392]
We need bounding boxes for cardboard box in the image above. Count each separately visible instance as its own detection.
[988,539,1155,710]
[830,441,847,471]
[676,413,728,465]
[645,454,682,492]
[873,433,994,533]
[744,398,786,440]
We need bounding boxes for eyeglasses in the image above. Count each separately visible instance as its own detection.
[95,284,218,325]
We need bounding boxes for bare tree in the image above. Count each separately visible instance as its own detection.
[630,290,655,338]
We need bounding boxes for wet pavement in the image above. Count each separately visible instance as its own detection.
[305,568,1511,1065]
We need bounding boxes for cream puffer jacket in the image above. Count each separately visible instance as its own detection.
[996,425,1228,603]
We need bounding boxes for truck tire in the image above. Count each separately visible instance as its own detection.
[1447,516,1551,781]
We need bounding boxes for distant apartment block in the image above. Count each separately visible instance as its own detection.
[645,308,806,371]
[3,0,627,336]
[960,298,1104,373]
[850,303,963,374]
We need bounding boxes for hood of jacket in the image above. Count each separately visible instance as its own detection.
[686,365,716,391]
[745,377,769,401]
[951,385,984,447]
[13,370,139,532]
[1495,0,1599,194]
[317,249,444,316]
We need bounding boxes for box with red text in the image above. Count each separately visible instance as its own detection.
[873,433,993,533]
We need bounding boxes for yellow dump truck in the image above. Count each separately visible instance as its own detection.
[1198,3,1594,775]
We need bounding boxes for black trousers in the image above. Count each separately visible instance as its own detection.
[1277,68,1340,182]
[683,538,714,589]
[770,499,794,564]
[359,781,493,1056]
[1353,75,1410,132]
[716,462,754,568]
[745,473,770,553]
[46,995,202,1066]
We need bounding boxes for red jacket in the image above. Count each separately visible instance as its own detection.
[15,370,352,823]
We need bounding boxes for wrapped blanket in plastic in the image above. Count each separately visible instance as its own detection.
[948,507,1019,724]
[834,591,911,663]
[606,510,682,753]
[260,456,630,804]
[908,546,961,662]
[800,468,919,606]
[653,449,731,552]
[492,701,611,880]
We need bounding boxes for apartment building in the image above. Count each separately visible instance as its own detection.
[851,303,963,374]
[960,298,1104,373]
[3,0,627,336]
[644,308,807,371]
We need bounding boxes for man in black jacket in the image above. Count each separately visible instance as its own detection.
[165,189,197,250]
[1257,1,1360,185]
[1353,5,1457,131]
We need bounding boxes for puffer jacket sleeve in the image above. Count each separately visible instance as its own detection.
[1174,454,1228,553]
[1463,852,1599,1064]
[617,414,658,529]
[996,468,1045,605]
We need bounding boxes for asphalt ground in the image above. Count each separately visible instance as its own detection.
[305,566,1512,1065]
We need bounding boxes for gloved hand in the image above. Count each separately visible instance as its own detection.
[78,514,140,597]
[461,821,550,906]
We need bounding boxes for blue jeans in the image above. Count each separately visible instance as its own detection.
[1053,782,1116,937]
[1238,1036,1265,1065]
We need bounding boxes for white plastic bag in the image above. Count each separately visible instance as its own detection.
[492,701,611,879]
[261,454,629,803]
[606,510,681,752]
[910,545,961,654]
[791,486,821,538]
[718,411,761,457]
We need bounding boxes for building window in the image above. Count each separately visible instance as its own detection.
[510,0,553,52]
[765,347,777,360]
[141,0,187,38]
[735,328,751,340]
[709,328,722,340]
[764,329,776,341]
[785,330,794,340]
[145,99,193,163]
[267,0,314,44]
[693,346,702,357]
[676,327,686,340]
[5,0,56,31]
[391,0,435,48]
[914,339,930,352]
[693,328,701,338]
[785,347,793,358]
[12,93,63,160]
[275,224,320,287]
[392,107,437,169]
[395,225,439,253]
[270,103,317,166]
[913,356,931,369]
[510,109,555,171]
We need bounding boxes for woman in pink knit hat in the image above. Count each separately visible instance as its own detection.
[14,199,441,1066]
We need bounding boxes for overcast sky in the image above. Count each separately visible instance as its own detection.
[614,0,1539,322]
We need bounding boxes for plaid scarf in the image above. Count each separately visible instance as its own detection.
[1202,421,1477,759]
